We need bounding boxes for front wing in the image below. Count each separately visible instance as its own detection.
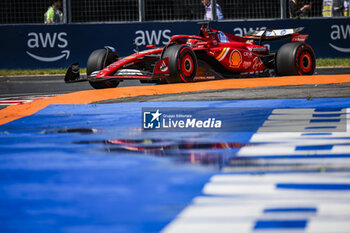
[64,57,170,83]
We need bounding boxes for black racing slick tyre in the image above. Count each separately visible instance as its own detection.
[87,49,119,89]
[162,45,197,83]
[276,42,316,76]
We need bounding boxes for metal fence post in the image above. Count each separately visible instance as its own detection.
[67,0,72,23]
[62,0,68,23]
[139,0,145,22]
[280,0,287,19]
[211,0,217,20]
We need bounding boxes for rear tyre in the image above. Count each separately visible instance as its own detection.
[87,49,120,89]
[276,42,316,76]
[162,45,197,83]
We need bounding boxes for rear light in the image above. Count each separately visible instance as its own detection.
[291,34,309,43]
[146,45,156,49]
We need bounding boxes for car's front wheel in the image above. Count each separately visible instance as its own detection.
[87,49,120,89]
[162,45,198,84]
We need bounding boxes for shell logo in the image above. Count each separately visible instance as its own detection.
[229,50,242,68]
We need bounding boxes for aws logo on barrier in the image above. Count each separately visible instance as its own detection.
[329,24,350,53]
[134,30,171,46]
[26,32,69,62]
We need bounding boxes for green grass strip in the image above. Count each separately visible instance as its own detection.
[0,68,86,77]
[316,58,350,67]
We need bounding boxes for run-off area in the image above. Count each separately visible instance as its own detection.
[1,98,350,233]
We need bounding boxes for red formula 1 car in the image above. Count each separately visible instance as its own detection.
[65,22,316,89]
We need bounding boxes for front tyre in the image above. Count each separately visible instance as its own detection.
[276,42,316,76]
[87,49,120,89]
[162,45,197,84]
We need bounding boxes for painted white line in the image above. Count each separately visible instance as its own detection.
[162,221,252,233]
[306,220,350,233]
[210,174,350,183]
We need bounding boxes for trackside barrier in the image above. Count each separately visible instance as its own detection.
[0,18,349,69]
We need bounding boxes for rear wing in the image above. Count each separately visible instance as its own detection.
[244,27,308,44]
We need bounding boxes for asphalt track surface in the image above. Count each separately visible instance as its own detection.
[1,67,349,100]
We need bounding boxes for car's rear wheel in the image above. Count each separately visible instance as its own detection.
[87,49,120,89]
[162,45,197,83]
[276,42,316,76]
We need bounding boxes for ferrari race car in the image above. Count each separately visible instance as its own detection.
[65,22,316,89]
